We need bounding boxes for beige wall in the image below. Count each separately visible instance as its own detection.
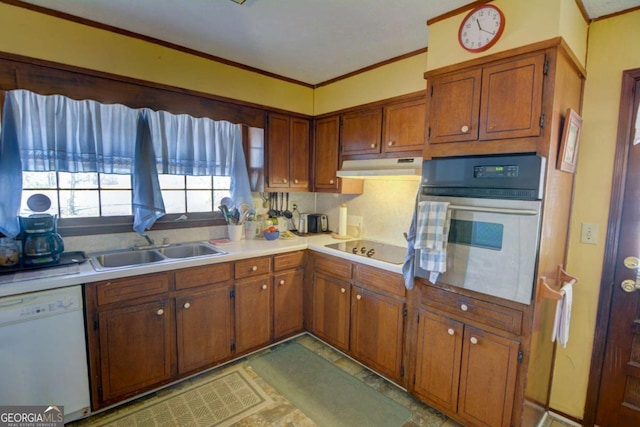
[549,9,640,417]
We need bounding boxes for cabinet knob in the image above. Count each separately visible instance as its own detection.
[387,141,394,146]
[294,179,299,184]
[340,287,346,294]
[252,265,258,271]
[460,304,468,312]
[261,284,268,290]
[470,337,478,345]
[183,302,191,309]
[329,179,335,185]
[447,328,455,336]
[356,294,362,300]
[156,308,164,316]
[279,279,285,285]
[283,178,288,183]
[461,125,469,133]
[370,143,376,148]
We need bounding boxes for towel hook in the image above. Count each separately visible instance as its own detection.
[537,265,578,302]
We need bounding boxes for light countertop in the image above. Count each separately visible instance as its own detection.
[0,234,406,298]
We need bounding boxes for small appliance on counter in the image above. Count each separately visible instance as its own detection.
[307,214,328,233]
[19,214,64,266]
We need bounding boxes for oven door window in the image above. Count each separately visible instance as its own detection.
[448,219,503,250]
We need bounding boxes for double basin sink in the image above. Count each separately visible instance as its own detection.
[90,242,226,271]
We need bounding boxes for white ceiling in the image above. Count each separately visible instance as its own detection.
[19,0,640,85]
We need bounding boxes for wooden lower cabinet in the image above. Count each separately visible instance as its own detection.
[97,299,174,404]
[311,270,351,351]
[273,268,304,339]
[413,308,520,427]
[351,286,405,382]
[176,286,233,374]
[234,276,273,353]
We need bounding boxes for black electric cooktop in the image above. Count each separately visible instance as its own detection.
[325,240,407,265]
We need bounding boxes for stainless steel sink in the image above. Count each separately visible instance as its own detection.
[157,243,223,259]
[92,249,165,269]
[90,242,226,271]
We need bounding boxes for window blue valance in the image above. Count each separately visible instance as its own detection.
[0,90,253,237]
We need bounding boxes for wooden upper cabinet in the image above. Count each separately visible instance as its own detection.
[382,98,426,153]
[266,113,309,191]
[426,53,546,153]
[479,54,545,141]
[314,116,340,191]
[428,68,482,144]
[340,108,383,156]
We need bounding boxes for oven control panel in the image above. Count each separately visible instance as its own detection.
[474,165,519,178]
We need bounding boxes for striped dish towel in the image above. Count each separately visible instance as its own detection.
[414,201,451,284]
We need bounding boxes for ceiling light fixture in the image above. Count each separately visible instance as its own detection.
[230,0,247,4]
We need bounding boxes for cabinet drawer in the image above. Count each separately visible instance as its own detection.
[421,284,522,335]
[234,256,272,279]
[273,251,304,271]
[354,264,405,298]
[175,263,232,290]
[314,253,351,279]
[96,273,170,306]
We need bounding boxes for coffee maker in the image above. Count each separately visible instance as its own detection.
[19,214,64,266]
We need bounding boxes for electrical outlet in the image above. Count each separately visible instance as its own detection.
[581,223,599,244]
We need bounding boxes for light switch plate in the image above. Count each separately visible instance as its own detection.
[581,223,599,244]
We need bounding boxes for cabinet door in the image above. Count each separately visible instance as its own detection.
[290,118,310,190]
[176,286,232,374]
[428,68,481,144]
[479,54,545,141]
[314,116,340,191]
[234,276,272,353]
[351,286,405,382]
[383,99,426,153]
[413,309,463,413]
[273,269,304,339]
[340,109,383,155]
[311,271,351,351]
[267,113,290,189]
[98,299,173,404]
[458,325,519,427]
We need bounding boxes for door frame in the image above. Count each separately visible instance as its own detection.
[584,67,640,426]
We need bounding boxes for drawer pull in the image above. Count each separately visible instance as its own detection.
[156,308,164,316]
[447,328,454,336]
[261,284,268,290]
[370,143,376,149]
[340,288,346,294]
[461,125,470,133]
[294,179,299,184]
[387,141,394,146]
[356,294,362,300]
[251,265,258,272]
[460,304,468,312]
[279,279,285,285]
[329,179,335,185]
[470,337,478,345]
[183,302,191,309]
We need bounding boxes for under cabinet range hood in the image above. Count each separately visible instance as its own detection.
[336,157,422,179]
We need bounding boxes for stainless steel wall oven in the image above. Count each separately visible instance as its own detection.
[415,154,546,305]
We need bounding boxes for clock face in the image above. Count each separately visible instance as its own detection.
[458,5,505,53]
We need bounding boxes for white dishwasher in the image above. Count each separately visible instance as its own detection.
[0,285,90,423]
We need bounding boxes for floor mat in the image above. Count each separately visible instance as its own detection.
[250,342,412,427]
[88,366,273,426]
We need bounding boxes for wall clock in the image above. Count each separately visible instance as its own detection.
[458,4,505,53]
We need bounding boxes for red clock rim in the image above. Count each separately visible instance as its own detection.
[457,4,506,53]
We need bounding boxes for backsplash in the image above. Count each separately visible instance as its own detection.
[64,179,419,253]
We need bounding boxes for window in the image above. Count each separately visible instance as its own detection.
[20,171,231,218]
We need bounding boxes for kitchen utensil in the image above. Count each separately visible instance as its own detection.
[276,193,281,216]
[284,193,292,219]
[268,193,277,217]
[218,205,230,224]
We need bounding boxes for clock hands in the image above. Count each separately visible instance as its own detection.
[475,18,496,36]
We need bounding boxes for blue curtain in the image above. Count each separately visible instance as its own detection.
[0,90,254,237]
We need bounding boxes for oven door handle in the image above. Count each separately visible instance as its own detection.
[448,204,539,216]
